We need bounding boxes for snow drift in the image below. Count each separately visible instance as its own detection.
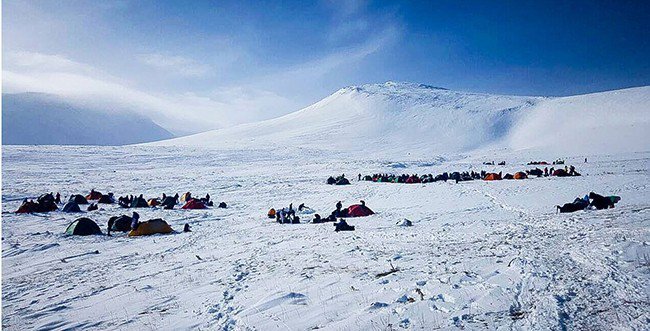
[153,82,649,156]
[2,93,174,145]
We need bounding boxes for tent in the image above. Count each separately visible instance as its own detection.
[161,196,177,208]
[98,194,115,204]
[336,178,351,185]
[62,201,82,213]
[130,196,149,208]
[70,195,89,205]
[128,219,173,236]
[513,172,528,180]
[147,198,161,207]
[553,169,569,177]
[180,192,192,202]
[15,201,38,213]
[86,190,103,200]
[405,176,420,184]
[65,218,102,236]
[484,173,502,181]
[182,199,207,210]
[347,204,374,217]
[109,215,133,232]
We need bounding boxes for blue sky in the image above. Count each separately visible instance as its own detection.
[3,0,649,134]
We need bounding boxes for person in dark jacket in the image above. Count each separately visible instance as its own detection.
[131,212,140,230]
[557,196,589,213]
[589,192,620,210]
[334,219,355,232]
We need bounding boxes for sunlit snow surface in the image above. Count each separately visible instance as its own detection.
[2,145,649,330]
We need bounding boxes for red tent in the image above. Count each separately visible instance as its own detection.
[405,176,420,184]
[181,199,207,210]
[513,172,528,180]
[484,173,502,181]
[347,204,375,217]
[86,190,103,200]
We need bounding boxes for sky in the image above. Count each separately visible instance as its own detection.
[3,0,649,135]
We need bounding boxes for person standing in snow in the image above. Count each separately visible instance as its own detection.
[131,211,140,230]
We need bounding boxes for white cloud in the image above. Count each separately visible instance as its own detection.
[3,51,297,135]
[137,53,212,77]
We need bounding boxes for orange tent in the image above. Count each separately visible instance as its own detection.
[148,198,161,207]
[86,190,103,200]
[513,172,528,180]
[484,173,502,181]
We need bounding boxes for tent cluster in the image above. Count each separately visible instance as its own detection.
[65,211,182,237]
[527,159,564,165]
[15,193,58,213]
[16,189,227,214]
[327,174,350,185]
[364,171,486,184]
[360,165,582,185]
[525,165,581,178]
[557,192,621,213]
[482,161,506,165]
[268,200,374,231]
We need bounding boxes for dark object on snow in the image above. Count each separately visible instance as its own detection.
[70,194,89,205]
[98,193,115,204]
[557,197,589,213]
[334,219,355,232]
[218,202,227,208]
[108,215,133,233]
[15,194,58,213]
[327,176,336,185]
[589,192,620,210]
[184,223,191,232]
[62,201,82,213]
[130,195,149,208]
[503,173,514,180]
[65,217,102,236]
[526,168,544,177]
[87,203,98,211]
[498,161,506,166]
[336,177,351,185]
[161,194,178,209]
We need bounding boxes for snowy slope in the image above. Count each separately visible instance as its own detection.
[153,82,650,157]
[509,87,650,154]
[2,93,174,145]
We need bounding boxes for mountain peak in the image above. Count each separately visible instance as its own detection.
[339,81,448,96]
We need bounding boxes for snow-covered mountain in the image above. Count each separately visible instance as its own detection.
[153,82,649,157]
[2,93,174,145]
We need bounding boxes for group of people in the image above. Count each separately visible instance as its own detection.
[483,161,506,165]
[526,165,581,177]
[268,200,372,232]
[527,159,565,165]
[358,164,582,184]
[268,203,305,224]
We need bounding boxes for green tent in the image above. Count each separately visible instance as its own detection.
[65,218,102,236]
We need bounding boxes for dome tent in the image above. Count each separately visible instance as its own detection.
[347,204,375,217]
[128,219,173,236]
[65,218,102,236]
